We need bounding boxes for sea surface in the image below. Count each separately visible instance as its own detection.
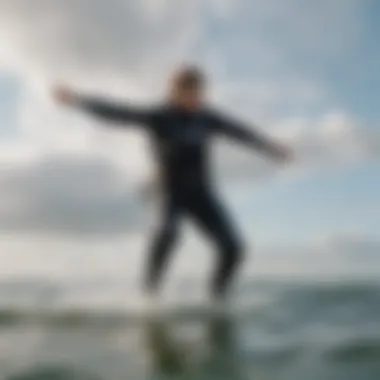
[0,272,379,380]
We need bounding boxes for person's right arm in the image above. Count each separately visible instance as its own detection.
[53,86,154,126]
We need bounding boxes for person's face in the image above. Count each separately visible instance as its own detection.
[170,84,205,111]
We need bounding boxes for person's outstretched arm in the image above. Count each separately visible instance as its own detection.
[53,86,154,126]
[211,110,291,162]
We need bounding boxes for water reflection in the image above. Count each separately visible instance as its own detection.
[145,314,248,379]
[7,366,100,380]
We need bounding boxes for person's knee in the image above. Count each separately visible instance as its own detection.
[154,221,179,248]
[160,225,176,240]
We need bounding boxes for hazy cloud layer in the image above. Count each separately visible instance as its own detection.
[0,154,150,235]
[0,0,377,237]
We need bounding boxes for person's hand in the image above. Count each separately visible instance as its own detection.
[269,142,293,163]
[52,85,79,106]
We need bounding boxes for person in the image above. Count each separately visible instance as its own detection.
[53,66,291,300]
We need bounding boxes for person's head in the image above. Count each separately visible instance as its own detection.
[168,65,206,111]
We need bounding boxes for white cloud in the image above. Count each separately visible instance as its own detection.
[0,0,201,90]
[0,153,150,236]
[215,111,380,183]
[0,0,376,241]
[277,112,380,161]
[324,234,380,259]
[0,0,204,185]
[0,110,376,237]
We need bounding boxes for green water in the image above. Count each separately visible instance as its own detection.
[1,280,380,380]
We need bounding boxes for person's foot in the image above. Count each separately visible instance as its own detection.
[207,294,232,316]
[140,289,162,316]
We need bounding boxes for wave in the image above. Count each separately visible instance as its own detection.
[0,305,242,327]
[7,366,101,380]
[325,337,380,362]
[0,280,378,327]
[0,308,152,327]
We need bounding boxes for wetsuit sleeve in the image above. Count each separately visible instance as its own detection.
[210,110,276,154]
[77,96,155,127]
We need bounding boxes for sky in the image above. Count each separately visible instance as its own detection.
[0,0,378,280]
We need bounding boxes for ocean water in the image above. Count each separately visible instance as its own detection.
[0,274,379,380]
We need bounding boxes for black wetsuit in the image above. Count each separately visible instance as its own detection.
[79,98,274,297]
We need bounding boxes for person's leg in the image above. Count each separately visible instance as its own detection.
[145,195,182,295]
[187,190,244,299]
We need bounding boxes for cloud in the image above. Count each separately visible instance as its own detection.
[0,153,149,236]
[241,233,380,280]
[0,0,370,151]
[0,0,376,239]
[0,0,204,189]
[214,111,380,182]
[0,0,365,109]
[325,234,380,260]
[0,109,377,237]
[276,112,380,163]
[0,0,201,92]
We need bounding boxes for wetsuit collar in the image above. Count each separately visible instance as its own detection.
[168,104,205,118]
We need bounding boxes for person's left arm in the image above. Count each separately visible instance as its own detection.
[210,110,291,161]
